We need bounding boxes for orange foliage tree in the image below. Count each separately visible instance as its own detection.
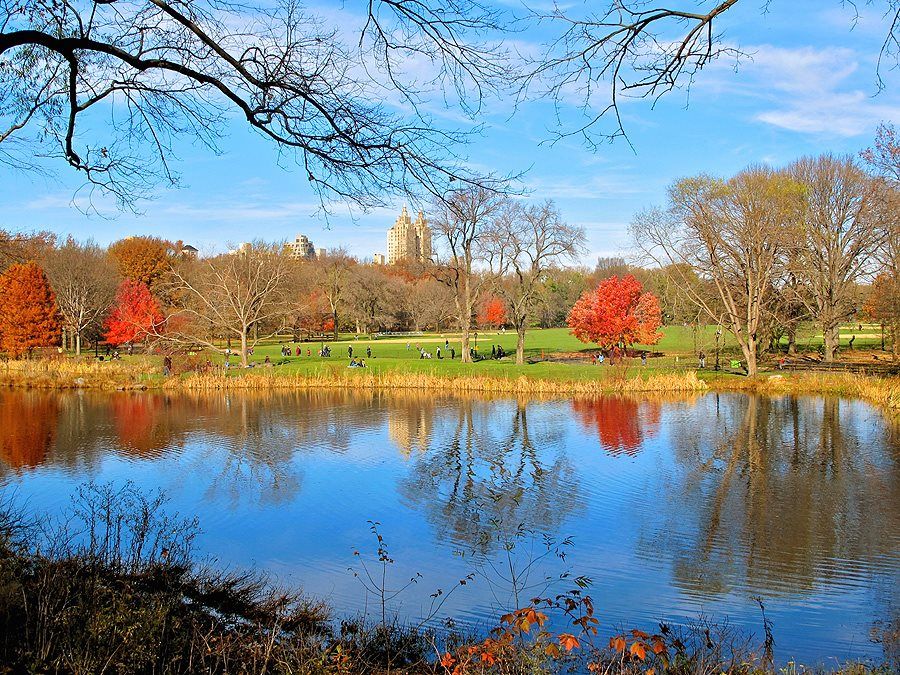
[103,279,165,346]
[478,295,507,329]
[0,262,62,358]
[108,236,174,288]
[566,275,662,353]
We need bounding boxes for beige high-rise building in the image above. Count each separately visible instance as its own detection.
[286,234,316,259]
[387,206,432,265]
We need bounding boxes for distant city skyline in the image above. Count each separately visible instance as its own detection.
[1,0,898,264]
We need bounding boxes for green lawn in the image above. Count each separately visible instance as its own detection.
[102,323,891,382]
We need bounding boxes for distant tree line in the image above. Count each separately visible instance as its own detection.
[0,130,898,369]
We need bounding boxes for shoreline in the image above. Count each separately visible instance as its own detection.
[0,359,897,414]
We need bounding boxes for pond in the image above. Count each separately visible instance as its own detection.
[0,389,897,666]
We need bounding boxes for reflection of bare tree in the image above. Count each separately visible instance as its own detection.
[398,398,580,553]
[657,394,900,599]
[0,391,59,471]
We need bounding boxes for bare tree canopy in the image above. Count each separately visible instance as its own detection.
[787,154,884,361]
[432,186,506,362]
[522,1,900,144]
[163,242,293,366]
[0,0,511,209]
[44,237,117,355]
[632,166,805,376]
[485,199,585,364]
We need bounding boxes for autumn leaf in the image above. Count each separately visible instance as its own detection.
[610,636,627,652]
[480,651,496,666]
[104,279,165,346]
[630,641,647,660]
[440,652,456,670]
[558,633,581,652]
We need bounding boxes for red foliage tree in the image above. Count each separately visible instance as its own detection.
[103,279,165,346]
[566,275,662,352]
[0,262,62,358]
[478,295,507,329]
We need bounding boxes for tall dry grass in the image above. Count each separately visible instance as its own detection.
[170,369,710,396]
[0,358,153,389]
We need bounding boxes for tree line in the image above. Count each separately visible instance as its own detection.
[632,125,900,375]
[0,196,586,366]
[0,129,897,370]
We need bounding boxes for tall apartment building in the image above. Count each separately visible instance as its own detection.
[286,234,316,260]
[386,206,432,265]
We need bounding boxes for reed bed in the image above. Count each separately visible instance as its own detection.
[0,358,153,389]
[170,368,710,396]
[2,357,898,417]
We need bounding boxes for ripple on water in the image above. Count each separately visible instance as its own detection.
[0,389,897,666]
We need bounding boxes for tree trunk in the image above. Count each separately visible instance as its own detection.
[740,338,758,377]
[461,326,471,363]
[332,310,339,340]
[240,329,249,367]
[823,323,839,362]
[787,326,797,355]
[75,331,82,356]
[515,323,526,365]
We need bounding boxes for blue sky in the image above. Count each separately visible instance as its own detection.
[2,0,899,263]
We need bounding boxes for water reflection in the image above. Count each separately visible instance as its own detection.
[656,394,900,598]
[0,391,59,469]
[398,398,580,552]
[572,397,662,456]
[0,388,897,663]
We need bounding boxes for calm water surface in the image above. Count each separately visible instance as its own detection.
[0,389,898,665]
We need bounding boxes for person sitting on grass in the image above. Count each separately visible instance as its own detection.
[348,358,360,368]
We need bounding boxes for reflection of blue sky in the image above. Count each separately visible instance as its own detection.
[1,393,898,665]
[2,1,899,264]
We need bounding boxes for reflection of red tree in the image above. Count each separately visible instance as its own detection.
[0,392,58,468]
[112,395,171,457]
[572,398,661,456]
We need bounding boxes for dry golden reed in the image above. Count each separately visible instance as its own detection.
[170,368,709,395]
[2,357,897,416]
[0,358,153,389]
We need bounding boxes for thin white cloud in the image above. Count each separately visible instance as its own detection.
[526,173,647,200]
[700,43,900,137]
